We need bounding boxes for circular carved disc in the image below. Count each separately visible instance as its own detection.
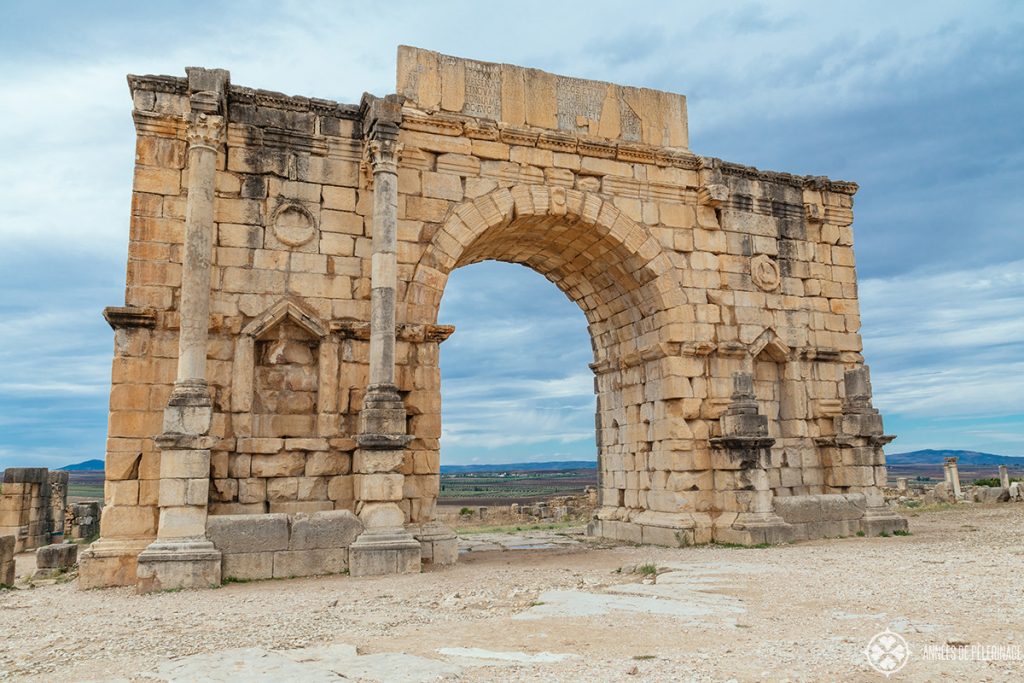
[751,254,781,291]
[272,203,316,247]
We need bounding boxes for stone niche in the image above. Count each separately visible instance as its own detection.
[212,300,352,517]
[253,318,319,438]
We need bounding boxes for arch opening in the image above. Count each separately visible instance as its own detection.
[435,261,597,509]
[403,186,700,535]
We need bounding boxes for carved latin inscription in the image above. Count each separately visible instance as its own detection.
[462,61,501,120]
[556,77,605,132]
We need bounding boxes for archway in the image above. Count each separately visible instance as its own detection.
[82,51,907,591]
[437,261,595,462]
[404,186,703,543]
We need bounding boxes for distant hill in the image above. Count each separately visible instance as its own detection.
[887,450,1024,466]
[59,459,105,471]
[441,460,596,473]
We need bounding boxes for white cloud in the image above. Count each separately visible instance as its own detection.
[861,258,1024,419]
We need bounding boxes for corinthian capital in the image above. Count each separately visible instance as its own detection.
[365,138,403,175]
[186,112,225,153]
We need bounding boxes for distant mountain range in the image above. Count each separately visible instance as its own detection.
[887,449,1024,465]
[59,459,105,471]
[440,460,596,473]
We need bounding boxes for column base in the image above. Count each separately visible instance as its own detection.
[348,528,421,577]
[859,506,909,536]
[135,539,221,594]
[716,511,794,545]
[410,521,459,566]
[78,538,151,590]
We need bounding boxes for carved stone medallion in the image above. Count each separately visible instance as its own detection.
[271,202,317,247]
[751,254,781,291]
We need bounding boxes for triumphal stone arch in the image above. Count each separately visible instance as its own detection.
[79,47,906,592]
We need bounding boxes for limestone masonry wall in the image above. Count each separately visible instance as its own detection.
[0,468,67,553]
[81,46,904,590]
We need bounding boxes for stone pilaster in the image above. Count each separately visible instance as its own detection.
[710,372,789,544]
[828,367,908,534]
[349,95,421,577]
[135,67,229,593]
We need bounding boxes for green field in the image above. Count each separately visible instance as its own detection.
[68,483,104,501]
[439,469,596,505]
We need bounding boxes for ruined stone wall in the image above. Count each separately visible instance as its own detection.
[92,47,901,571]
[0,534,14,586]
[0,468,62,553]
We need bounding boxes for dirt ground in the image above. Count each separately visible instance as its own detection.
[1,504,1022,682]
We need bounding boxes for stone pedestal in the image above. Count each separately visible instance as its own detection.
[860,505,910,536]
[135,539,221,593]
[710,372,790,544]
[78,538,152,589]
[348,447,421,577]
[410,521,459,565]
[136,425,222,592]
[830,368,907,534]
[348,528,422,577]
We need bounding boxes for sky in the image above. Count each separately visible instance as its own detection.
[0,1,1021,468]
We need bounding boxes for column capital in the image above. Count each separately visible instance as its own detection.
[186,111,225,154]
[364,137,403,176]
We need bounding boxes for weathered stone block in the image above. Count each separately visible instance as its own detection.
[354,474,404,502]
[221,551,274,581]
[251,453,306,478]
[268,501,333,515]
[36,543,78,569]
[273,548,348,578]
[305,452,348,476]
[206,513,289,554]
[288,510,363,550]
[100,504,159,538]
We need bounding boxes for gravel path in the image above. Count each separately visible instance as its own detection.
[1,504,1022,681]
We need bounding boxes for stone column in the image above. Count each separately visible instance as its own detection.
[946,457,962,499]
[896,477,908,494]
[998,464,1010,490]
[348,95,421,577]
[135,68,229,593]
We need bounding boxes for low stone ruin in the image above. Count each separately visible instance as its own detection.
[1,535,14,586]
[33,543,79,580]
[65,502,101,541]
[888,459,1023,506]
[0,468,68,553]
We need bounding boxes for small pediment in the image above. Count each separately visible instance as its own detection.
[242,299,328,340]
[750,328,790,362]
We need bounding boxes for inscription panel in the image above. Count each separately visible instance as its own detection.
[462,61,501,120]
[396,46,688,148]
[556,77,606,132]
[618,97,642,142]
